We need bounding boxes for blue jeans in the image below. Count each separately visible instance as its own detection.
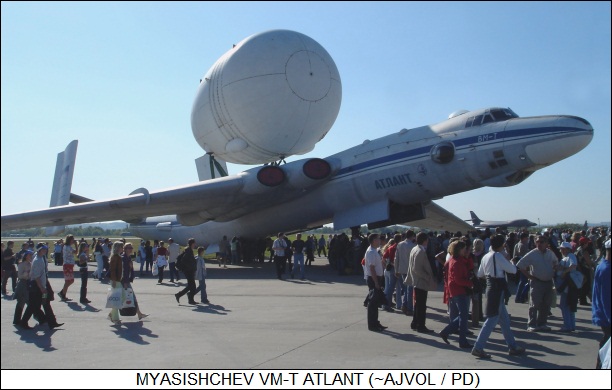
[515,272,529,303]
[169,262,179,281]
[292,253,305,279]
[474,291,518,351]
[449,297,459,324]
[394,276,403,309]
[194,278,207,302]
[384,268,397,308]
[559,292,575,330]
[441,294,470,345]
[403,285,414,311]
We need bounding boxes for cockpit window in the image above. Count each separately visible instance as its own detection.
[465,108,518,128]
[431,142,455,164]
[482,114,494,124]
[490,108,518,121]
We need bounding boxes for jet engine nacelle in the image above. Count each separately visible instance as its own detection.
[282,158,335,190]
[243,158,336,195]
[190,29,342,165]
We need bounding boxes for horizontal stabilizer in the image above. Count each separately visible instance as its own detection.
[70,193,94,204]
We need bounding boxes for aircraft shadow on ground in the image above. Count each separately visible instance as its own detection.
[110,320,158,345]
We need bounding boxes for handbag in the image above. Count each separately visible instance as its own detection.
[105,286,124,309]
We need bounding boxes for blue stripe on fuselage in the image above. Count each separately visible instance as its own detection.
[335,126,589,179]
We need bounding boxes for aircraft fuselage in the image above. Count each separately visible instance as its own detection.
[130,107,593,246]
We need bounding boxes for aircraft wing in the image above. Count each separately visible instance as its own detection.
[408,201,475,232]
[1,157,338,231]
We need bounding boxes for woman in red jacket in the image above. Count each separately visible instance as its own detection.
[438,240,473,349]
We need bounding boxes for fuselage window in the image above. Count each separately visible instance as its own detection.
[431,141,455,164]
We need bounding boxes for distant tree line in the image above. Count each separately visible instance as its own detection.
[1,226,127,238]
[4,222,605,241]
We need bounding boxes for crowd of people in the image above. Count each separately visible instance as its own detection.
[1,233,219,328]
[1,225,610,367]
[359,226,610,366]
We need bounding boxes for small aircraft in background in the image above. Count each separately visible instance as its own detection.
[466,211,537,229]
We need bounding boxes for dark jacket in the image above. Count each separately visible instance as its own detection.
[181,247,197,277]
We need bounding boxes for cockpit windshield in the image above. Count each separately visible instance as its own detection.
[490,108,518,121]
[465,108,518,128]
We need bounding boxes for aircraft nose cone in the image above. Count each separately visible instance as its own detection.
[524,116,593,166]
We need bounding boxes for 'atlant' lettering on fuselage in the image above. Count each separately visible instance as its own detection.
[375,174,412,190]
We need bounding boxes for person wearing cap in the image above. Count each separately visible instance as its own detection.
[557,242,579,332]
[516,235,559,332]
[13,250,33,325]
[365,233,388,332]
[19,245,63,330]
[576,236,595,306]
[592,238,611,369]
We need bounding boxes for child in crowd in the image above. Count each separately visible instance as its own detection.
[194,247,209,304]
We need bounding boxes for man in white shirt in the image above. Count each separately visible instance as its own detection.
[395,230,415,315]
[365,234,387,332]
[167,238,181,283]
[472,235,525,359]
[272,233,287,280]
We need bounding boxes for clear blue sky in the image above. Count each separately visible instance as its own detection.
[2,2,610,227]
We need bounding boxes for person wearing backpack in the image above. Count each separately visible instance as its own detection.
[174,238,198,305]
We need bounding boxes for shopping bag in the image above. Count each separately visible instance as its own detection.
[152,264,159,276]
[120,287,137,316]
[105,286,124,309]
[122,288,135,308]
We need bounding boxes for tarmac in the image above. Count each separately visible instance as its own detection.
[0,256,604,371]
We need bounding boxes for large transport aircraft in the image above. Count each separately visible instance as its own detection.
[466,211,538,229]
[0,30,594,248]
